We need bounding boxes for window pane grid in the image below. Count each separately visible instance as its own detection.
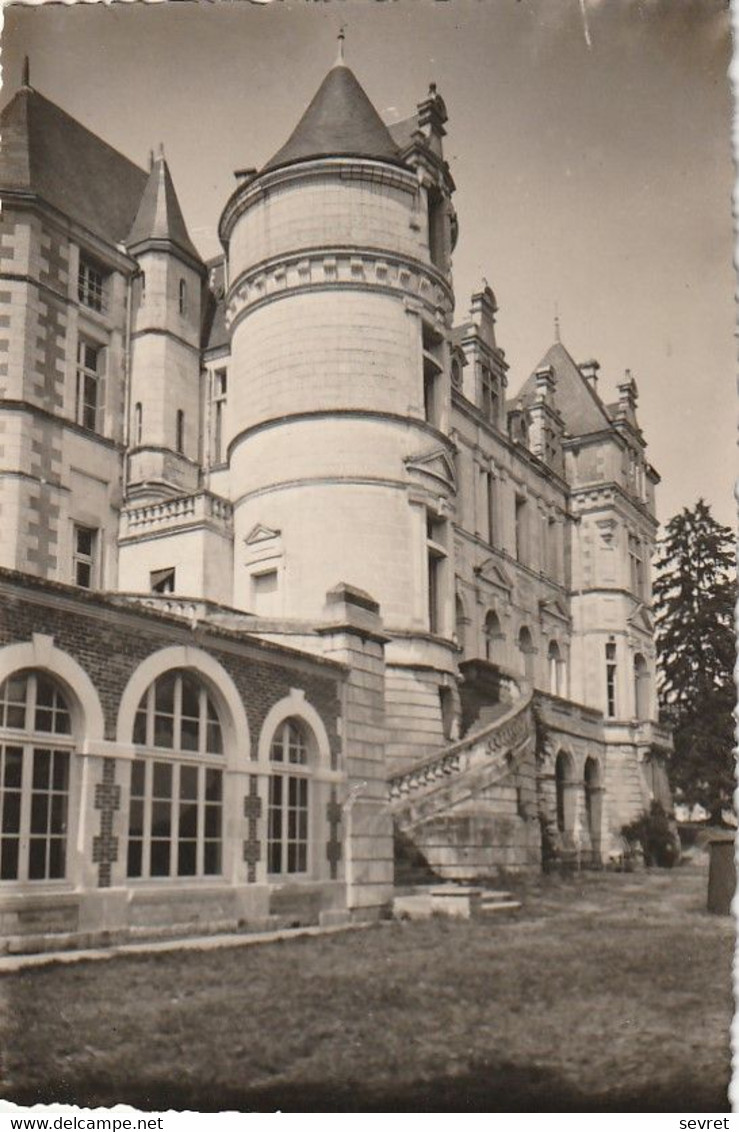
[268,772,308,877]
[0,674,73,885]
[78,260,105,312]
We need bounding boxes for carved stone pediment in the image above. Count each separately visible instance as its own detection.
[404,447,457,491]
[627,602,653,634]
[244,523,281,546]
[475,557,513,593]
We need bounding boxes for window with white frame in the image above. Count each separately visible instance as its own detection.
[0,671,73,882]
[72,524,97,589]
[78,257,106,313]
[268,718,310,875]
[127,670,224,880]
[76,340,102,431]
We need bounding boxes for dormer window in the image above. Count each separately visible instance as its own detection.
[78,257,105,313]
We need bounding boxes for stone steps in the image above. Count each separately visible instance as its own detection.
[392,884,523,921]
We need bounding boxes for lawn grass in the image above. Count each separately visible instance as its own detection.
[0,864,732,1112]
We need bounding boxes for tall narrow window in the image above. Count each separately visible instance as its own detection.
[426,514,447,636]
[455,595,466,654]
[629,535,644,598]
[634,653,650,719]
[212,369,228,465]
[179,279,187,316]
[481,367,499,426]
[127,670,223,881]
[176,410,185,455]
[515,494,527,564]
[268,719,310,875]
[0,671,73,883]
[134,402,143,445]
[76,340,101,431]
[140,271,146,305]
[78,258,105,313]
[427,189,445,268]
[555,751,573,834]
[422,323,443,428]
[482,471,496,545]
[72,525,97,589]
[606,642,617,718]
[548,641,562,697]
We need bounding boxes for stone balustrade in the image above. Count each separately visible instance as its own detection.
[388,688,534,804]
[121,492,233,538]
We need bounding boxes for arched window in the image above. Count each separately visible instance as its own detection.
[484,610,502,662]
[134,402,142,445]
[555,750,574,834]
[0,671,74,882]
[548,640,566,697]
[268,718,311,876]
[634,653,650,719]
[179,278,187,316]
[176,410,185,455]
[518,625,535,682]
[127,670,224,880]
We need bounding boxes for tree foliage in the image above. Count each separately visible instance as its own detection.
[653,499,735,822]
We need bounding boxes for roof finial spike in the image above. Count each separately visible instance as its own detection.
[22,57,30,88]
[335,26,346,67]
[158,141,165,160]
[148,149,155,172]
[554,302,561,343]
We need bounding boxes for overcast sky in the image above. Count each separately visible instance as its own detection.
[3,0,735,529]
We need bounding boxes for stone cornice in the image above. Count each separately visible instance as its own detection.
[570,482,658,529]
[226,247,453,332]
[227,408,455,464]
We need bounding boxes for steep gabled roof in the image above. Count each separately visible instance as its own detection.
[1,85,148,245]
[127,152,201,264]
[263,62,402,172]
[512,340,613,437]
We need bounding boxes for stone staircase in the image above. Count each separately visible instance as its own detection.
[388,670,541,880]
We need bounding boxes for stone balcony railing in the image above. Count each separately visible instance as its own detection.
[388,686,535,807]
[120,492,233,539]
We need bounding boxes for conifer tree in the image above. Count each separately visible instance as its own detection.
[653,500,736,822]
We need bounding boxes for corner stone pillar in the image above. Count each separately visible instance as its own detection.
[317,584,393,916]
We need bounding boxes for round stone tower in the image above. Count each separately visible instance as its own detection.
[219,46,459,766]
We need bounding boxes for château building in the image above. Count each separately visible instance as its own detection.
[0,48,671,950]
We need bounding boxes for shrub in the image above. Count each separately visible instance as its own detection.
[622,802,681,868]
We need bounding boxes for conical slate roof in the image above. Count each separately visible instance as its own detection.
[263,63,402,172]
[127,154,201,264]
[513,340,613,437]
